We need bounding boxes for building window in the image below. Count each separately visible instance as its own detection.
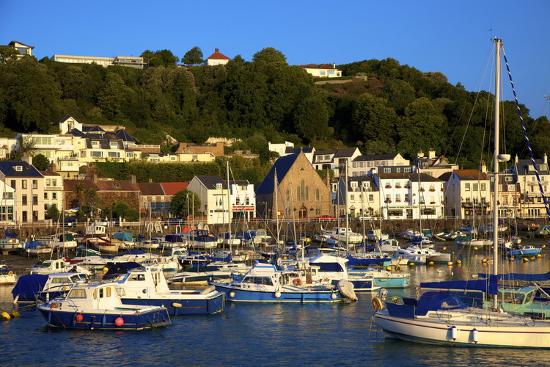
[52,179,57,187]
[44,193,48,200]
[22,180,27,189]
[369,194,374,202]
[53,193,57,200]
[33,211,38,221]
[465,183,470,191]
[481,183,486,191]
[33,195,38,205]
[22,195,27,205]
[91,151,102,158]
[10,180,15,189]
[22,211,27,222]
[32,180,37,189]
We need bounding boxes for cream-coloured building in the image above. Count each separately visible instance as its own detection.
[0,161,46,224]
[53,54,145,69]
[43,171,64,216]
[0,137,18,159]
[145,152,215,163]
[3,41,33,59]
[334,176,380,218]
[206,48,230,66]
[302,64,342,78]
[351,153,410,176]
[443,169,490,219]
[0,179,15,224]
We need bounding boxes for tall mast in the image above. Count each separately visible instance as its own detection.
[226,160,232,255]
[417,165,422,245]
[274,167,279,247]
[492,38,502,309]
[345,160,349,248]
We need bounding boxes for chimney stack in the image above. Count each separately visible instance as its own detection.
[130,174,137,184]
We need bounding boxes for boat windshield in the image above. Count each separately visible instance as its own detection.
[36,262,52,268]
[501,290,526,304]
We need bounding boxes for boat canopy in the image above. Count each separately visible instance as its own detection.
[420,278,498,295]
[113,232,134,241]
[477,272,550,282]
[12,274,49,300]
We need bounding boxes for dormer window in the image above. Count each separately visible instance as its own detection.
[91,141,100,147]
[215,183,223,190]
[14,166,23,172]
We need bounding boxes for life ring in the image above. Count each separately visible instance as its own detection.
[372,296,384,311]
[292,278,302,286]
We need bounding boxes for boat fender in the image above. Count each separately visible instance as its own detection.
[1,311,10,321]
[293,278,302,286]
[172,302,182,308]
[372,296,384,311]
[229,291,236,298]
[274,291,281,298]
[102,267,109,274]
[331,292,338,300]
[471,328,478,343]
[75,313,84,322]
[114,317,124,327]
[449,326,457,340]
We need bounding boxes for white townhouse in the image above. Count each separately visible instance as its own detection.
[0,179,15,224]
[313,148,361,177]
[443,169,490,219]
[333,175,380,218]
[375,172,444,220]
[188,176,255,225]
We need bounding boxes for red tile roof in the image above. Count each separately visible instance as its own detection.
[453,169,488,180]
[207,48,229,60]
[160,182,188,195]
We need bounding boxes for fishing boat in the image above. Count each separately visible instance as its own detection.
[373,38,550,348]
[213,262,355,303]
[30,258,90,275]
[507,245,542,257]
[0,264,16,285]
[12,272,88,303]
[116,266,225,315]
[37,282,171,330]
[322,227,363,244]
[349,268,410,289]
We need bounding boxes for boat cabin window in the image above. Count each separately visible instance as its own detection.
[67,289,87,299]
[501,291,525,304]
[129,274,146,281]
[70,274,82,283]
[317,263,344,272]
[243,276,273,285]
[51,277,70,284]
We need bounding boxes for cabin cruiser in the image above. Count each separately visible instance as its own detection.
[213,262,356,303]
[115,266,225,315]
[38,282,171,330]
[12,272,88,302]
[309,254,377,292]
[322,227,363,244]
[349,267,410,288]
[0,237,21,253]
[30,258,91,275]
[396,246,451,264]
[48,233,78,249]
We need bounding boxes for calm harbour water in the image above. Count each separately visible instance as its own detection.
[1,252,550,366]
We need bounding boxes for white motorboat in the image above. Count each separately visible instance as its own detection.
[322,227,363,244]
[0,265,16,285]
[30,258,91,275]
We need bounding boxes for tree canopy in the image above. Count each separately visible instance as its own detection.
[170,190,201,217]
[0,48,547,168]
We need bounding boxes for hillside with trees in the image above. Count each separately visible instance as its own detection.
[0,46,548,169]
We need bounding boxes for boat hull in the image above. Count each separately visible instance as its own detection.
[348,279,379,292]
[374,311,550,348]
[38,307,171,330]
[214,284,342,303]
[121,294,225,316]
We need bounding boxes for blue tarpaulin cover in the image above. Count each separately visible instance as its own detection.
[420,278,498,295]
[478,272,550,282]
[12,274,48,301]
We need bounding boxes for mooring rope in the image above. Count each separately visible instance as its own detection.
[502,46,550,220]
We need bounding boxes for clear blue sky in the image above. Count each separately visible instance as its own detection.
[1,0,549,118]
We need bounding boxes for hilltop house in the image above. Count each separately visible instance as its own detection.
[206,48,230,66]
[301,64,342,78]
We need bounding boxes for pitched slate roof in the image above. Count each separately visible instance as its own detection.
[354,153,398,162]
[409,173,442,182]
[160,182,188,195]
[114,129,137,142]
[333,148,358,158]
[256,153,300,195]
[285,146,314,154]
[0,161,43,178]
[516,157,549,174]
[138,182,164,196]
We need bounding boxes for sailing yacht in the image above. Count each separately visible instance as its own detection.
[373,39,550,348]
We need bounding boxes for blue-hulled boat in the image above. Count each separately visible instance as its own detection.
[12,272,88,303]
[189,229,218,249]
[213,263,352,303]
[507,245,542,257]
[116,266,225,315]
[349,268,410,289]
[347,252,391,266]
[38,282,171,330]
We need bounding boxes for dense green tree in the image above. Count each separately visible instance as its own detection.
[292,94,330,142]
[46,204,60,221]
[170,190,201,217]
[141,49,178,67]
[111,201,139,221]
[182,47,204,65]
[32,153,50,171]
[0,46,18,64]
[252,47,287,65]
